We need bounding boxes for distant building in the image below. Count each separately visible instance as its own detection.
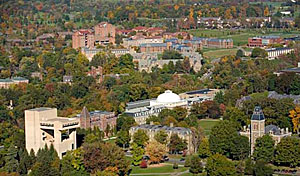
[94,22,116,45]
[25,108,80,159]
[248,36,283,48]
[140,43,167,53]
[192,37,233,48]
[179,88,220,100]
[78,107,116,133]
[81,47,103,61]
[0,77,29,89]
[129,123,193,153]
[72,30,95,49]
[266,48,294,59]
[280,62,300,75]
[87,66,103,83]
[63,75,73,84]
[31,72,43,80]
[240,106,291,154]
[125,90,208,124]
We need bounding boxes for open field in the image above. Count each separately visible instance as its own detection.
[189,29,300,46]
[198,119,220,136]
[130,164,188,175]
[203,48,238,60]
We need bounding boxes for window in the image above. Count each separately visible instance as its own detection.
[72,143,74,150]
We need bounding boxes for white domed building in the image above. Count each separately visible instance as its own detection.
[150,90,187,107]
[125,89,209,125]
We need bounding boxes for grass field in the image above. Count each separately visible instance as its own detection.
[203,48,238,60]
[130,164,188,175]
[198,119,220,136]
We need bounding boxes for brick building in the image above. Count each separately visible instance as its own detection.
[72,30,94,49]
[79,107,116,132]
[94,22,116,45]
[140,43,167,53]
[248,36,283,48]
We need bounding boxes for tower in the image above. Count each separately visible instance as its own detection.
[250,106,265,154]
[80,106,91,129]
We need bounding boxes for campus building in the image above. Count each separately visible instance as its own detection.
[248,36,283,48]
[129,123,193,153]
[0,77,29,89]
[125,90,212,124]
[94,22,116,45]
[78,107,117,132]
[265,48,294,59]
[239,106,291,154]
[25,108,80,159]
[72,30,95,49]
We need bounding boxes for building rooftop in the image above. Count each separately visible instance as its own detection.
[140,43,167,47]
[132,124,192,135]
[265,125,281,135]
[251,106,265,121]
[184,88,212,95]
[27,107,53,112]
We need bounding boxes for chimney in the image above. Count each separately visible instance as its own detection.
[286,127,289,133]
[281,128,284,134]
[170,123,174,128]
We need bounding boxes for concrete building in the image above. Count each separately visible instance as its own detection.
[25,108,80,159]
[179,89,220,100]
[129,124,193,153]
[125,90,208,124]
[94,22,116,45]
[72,30,95,49]
[81,47,103,61]
[280,62,300,75]
[266,48,294,59]
[0,77,29,89]
[239,106,291,154]
[78,107,116,133]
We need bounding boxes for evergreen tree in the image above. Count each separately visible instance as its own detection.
[198,137,211,159]
[253,135,275,163]
[4,144,19,173]
[189,155,203,174]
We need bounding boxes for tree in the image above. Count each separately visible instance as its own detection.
[236,49,244,58]
[83,142,129,175]
[289,106,300,133]
[116,114,135,131]
[209,120,239,159]
[4,144,19,173]
[251,48,267,58]
[154,130,168,145]
[198,137,211,159]
[253,135,275,163]
[230,135,250,160]
[133,129,149,147]
[30,145,60,176]
[131,143,144,166]
[168,134,187,154]
[223,107,247,129]
[189,155,203,174]
[191,124,204,153]
[264,7,270,17]
[116,130,130,149]
[145,141,167,164]
[61,150,88,176]
[274,137,300,167]
[253,160,273,176]
[206,154,237,176]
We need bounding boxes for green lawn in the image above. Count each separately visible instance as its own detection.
[130,164,188,174]
[198,119,220,136]
[203,48,238,60]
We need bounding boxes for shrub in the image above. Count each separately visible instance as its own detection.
[140,160,147,168]
[173,162,179,169]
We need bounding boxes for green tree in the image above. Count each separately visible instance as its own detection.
[154,130,168,145]
[4,144,19,173]
[131,143,145,166]
[189,155,203,174]
[274,137,300,167]
[253,160,273,176]
[198,137,211,159]
[116,130,130,149]
[83,142,129,175]
[132,129,149,147]
[230,135,250,160]
[206,154,237,176]
[168,134,187,154]
[223,107,248,129]
[116,114,136,131]
[253,135,275,163]
[236,49,244,58]
[251,48,267,58]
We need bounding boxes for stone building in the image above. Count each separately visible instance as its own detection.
[129,123,193,154]
[240,106,291,154]
[0,77,29,89]
[78,107,116,133]
[25,108,80,159]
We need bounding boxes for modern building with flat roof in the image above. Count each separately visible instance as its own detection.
[25,108,80,159]
[0,77,29,89]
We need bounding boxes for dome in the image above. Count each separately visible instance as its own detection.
[156,90,181,103]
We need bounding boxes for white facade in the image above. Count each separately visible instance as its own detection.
[25,108,80,159]
[266,48,294,59]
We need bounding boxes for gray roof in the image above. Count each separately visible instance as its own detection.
[132,124,192,135]
[140,43,167,47]
[251,106,265,121]
[28,107,53,112]
[265,125,281,135]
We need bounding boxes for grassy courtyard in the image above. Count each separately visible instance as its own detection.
[198,119,220,136]
[203,48,238,60]
[130,164,188,175]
